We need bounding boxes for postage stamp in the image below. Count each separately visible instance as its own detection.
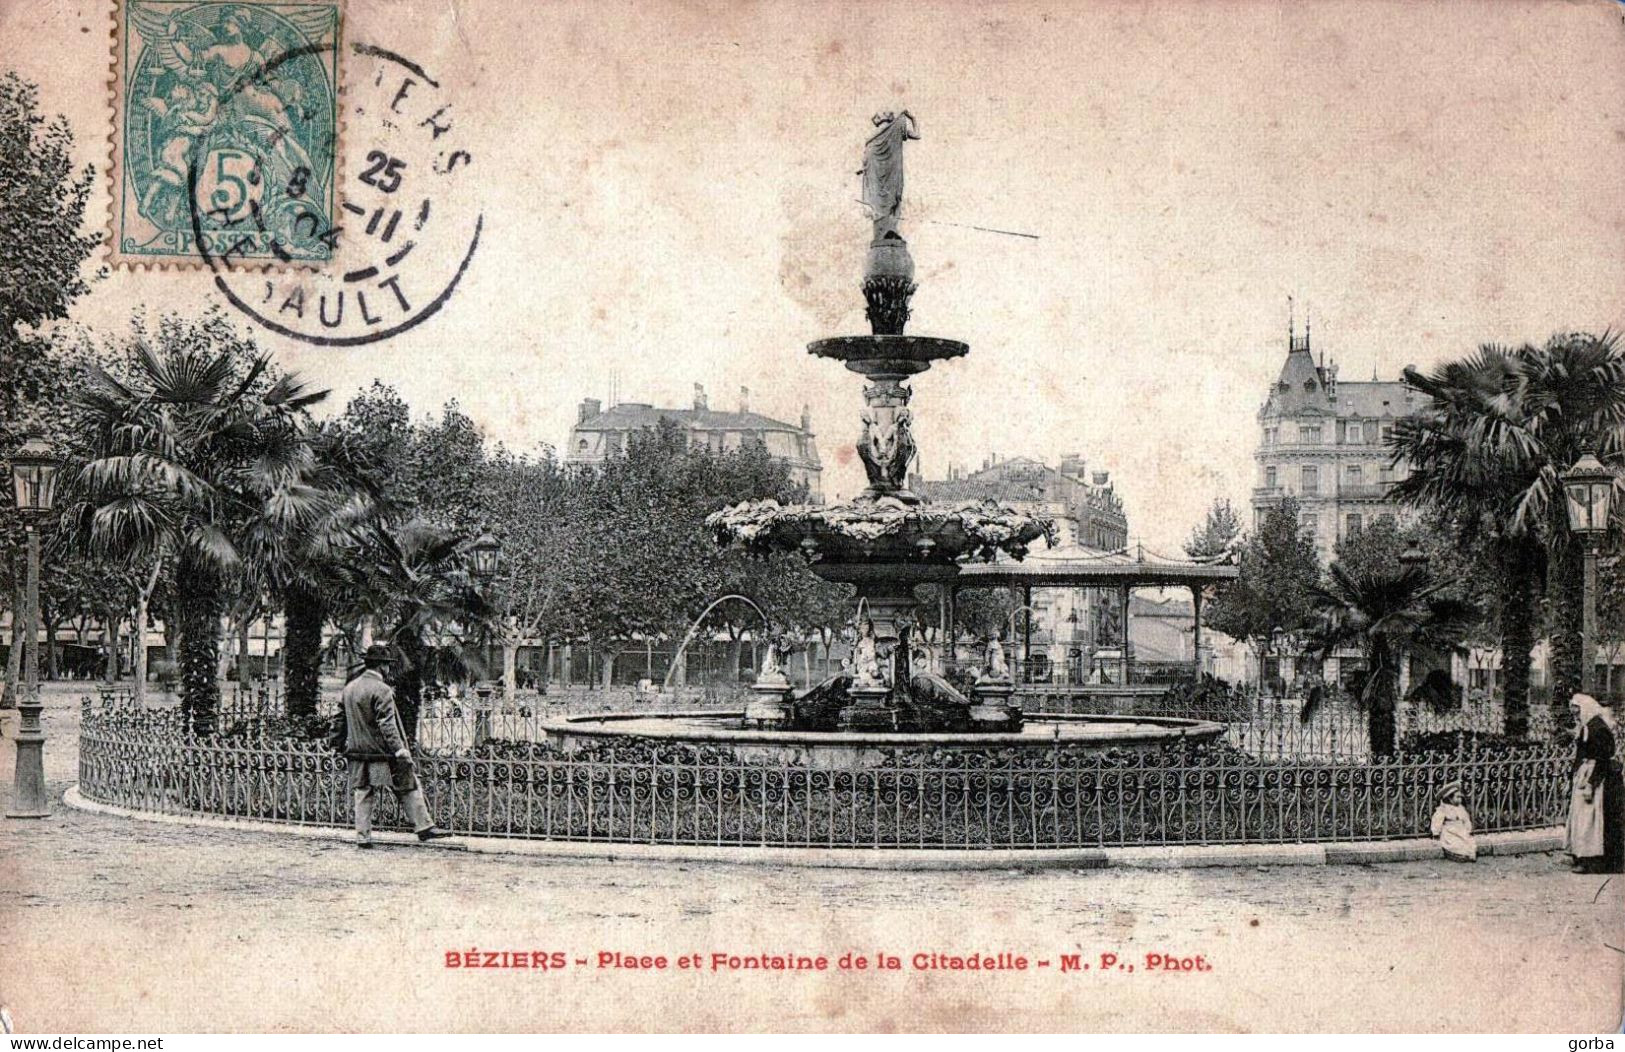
[109,0,342,268]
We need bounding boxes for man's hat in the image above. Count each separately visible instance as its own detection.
[361,643,393,667]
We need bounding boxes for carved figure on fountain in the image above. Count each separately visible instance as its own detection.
[852,616,885,689]
[983,635,1012,684]
[858,405,916,497]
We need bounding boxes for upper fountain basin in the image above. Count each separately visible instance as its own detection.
[707,495,1055,569]
[809,335,969,377]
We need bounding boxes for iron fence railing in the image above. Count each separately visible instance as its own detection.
[1017,687,1569,761]
[77,696,1573,850]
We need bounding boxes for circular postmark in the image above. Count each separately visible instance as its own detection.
[187,40,482,346]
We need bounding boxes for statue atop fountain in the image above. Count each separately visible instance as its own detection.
[857,111,920,336]
[859,110,918,241]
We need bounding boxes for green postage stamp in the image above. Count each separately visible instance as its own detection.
[111,0,342,267]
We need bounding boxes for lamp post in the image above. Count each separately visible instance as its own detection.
[469,533,502,737]
[1562,451,1615,694]
[8,437,61,818]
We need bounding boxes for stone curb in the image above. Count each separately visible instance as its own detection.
[61,786,1566,871]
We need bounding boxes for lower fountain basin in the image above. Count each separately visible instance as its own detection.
[543,710,1227,770]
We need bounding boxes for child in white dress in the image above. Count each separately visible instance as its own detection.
[1430,781,1476,862]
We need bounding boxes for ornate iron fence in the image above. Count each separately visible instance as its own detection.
[1018,686,1565,761]
[77,697,1572,850]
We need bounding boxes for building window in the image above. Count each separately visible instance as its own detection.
[1346,513,1363,537]
[1380,423,1394,443]
[1301,465,1319,495]
[1300,424,1322,444]
[1348,422,1364,444]
[1378,513,1397,529]
[576,438,589,455]
[1299,513,1318,538]
[1265,466,1277,489]
[1379,463,1394,484]
[1345,463,1363,485]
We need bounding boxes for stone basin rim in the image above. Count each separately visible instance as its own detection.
[542,710,1228,748]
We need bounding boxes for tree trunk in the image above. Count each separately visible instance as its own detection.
[395,634,424,742]
[175,553,223,734]
[1498,540,1538,738]
[235,614,253,690]
[105,612,121,681]
[502,616,518,701]
[43,617,59,679]
[4,581,23,706]
[1368,642,1398,758]
[1547,529,1584,712]
[283,580,325,719]
[133,592,149,706]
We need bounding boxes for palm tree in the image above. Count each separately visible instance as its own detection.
[262,425,387,719]
[72,336,327,732]
[328,518,490,739]
[1502,334,1625,703]
[1393,333,1625,727]
[1391,346,1543,735]
[1306,562,1478,757]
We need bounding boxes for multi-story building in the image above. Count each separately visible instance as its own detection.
[568,384,823,501]
[911,453,1128,550]
[1252,320,1417,558]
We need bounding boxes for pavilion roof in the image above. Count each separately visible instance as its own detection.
[955,543,1238,588]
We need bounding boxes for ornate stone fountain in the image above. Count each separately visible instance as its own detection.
[707,111,1054,732]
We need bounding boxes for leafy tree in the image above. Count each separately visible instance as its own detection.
[1184,497,1243,559]
[1203,497,1321,684]
[0,71,97,375]
[477,445,588,696]
[555,419,844,686]
[1305,561,1478,756]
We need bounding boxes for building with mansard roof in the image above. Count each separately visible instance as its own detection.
[567,383,822,501]
[911,453,1128,550]
[1252,318,1418,558]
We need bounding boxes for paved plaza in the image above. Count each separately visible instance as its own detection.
[0,685,1619,1033]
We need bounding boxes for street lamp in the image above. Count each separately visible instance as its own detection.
[8,436,61,818]
[469,533,503,725]
[1562,451,1616,694]
[470,532,502,581]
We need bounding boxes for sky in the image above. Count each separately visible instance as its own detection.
[6,0,1625,551]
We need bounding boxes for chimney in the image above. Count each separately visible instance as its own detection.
[1092,470,1110,486]
[740,385,750,413]
[578,398,601,424]
[800,404,811,432]
[693,383,708,411]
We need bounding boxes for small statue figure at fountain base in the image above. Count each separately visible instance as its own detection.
[743,636,796,729]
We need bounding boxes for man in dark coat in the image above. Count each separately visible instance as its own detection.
[337,644,452,847]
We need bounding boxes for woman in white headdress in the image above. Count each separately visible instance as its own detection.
[1565,693,1623,874]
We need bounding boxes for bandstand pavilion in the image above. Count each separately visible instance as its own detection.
[948,543,1239,690]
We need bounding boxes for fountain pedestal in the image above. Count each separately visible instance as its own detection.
[744,672,795,730]
[838,683,898,731]
[969,680,1020,730]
